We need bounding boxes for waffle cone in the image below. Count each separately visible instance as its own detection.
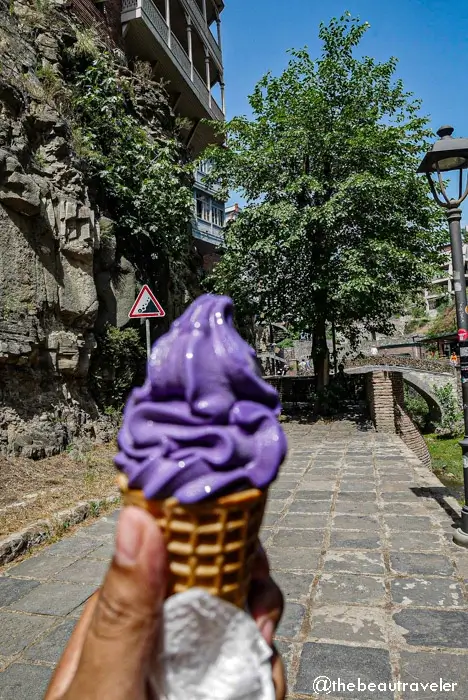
[118,474,267,608]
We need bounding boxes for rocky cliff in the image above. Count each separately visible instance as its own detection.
[0,0,196,457]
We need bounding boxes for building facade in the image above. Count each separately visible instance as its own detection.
[120,0,227,270]
[121,0,225,156]
[69,1,227,278]
[192,160,225,272]
[424,232,468,313]
[225,202,240,223]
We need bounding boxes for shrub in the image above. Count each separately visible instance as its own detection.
[404,386,430,432]
[433,383,463,437]
[89,325,146,413]
[405,317,429,334]
[427,304,457,337]
[71,29,101,61]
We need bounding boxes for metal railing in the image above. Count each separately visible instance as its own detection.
[171,32,192,79]
[121,0,137,11]
[181,0,222,68]
[192,219,224,246]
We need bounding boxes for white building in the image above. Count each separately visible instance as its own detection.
[225,202,240,223]
[424,230,468,313]
[192,160,225,272]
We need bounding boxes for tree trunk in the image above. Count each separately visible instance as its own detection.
[312,317,330,391]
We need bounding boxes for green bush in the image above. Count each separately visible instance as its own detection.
[427,304,457,337]
[64,49,194,281]
[405,317,429,334]
[404,386,430,432]
[277,338,294,349]
[89,325,146,413]
[433,383,463,437]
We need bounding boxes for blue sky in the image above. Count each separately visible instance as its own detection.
[221,0,468,212]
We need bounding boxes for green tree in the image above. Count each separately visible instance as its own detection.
[206,14,444,388]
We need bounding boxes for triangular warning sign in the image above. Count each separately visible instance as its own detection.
[129,285,166,319]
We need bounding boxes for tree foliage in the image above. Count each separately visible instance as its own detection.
[404,386,430,432]
[433,384,463,437]
[206,14,444,385]
[89,325,146,413]
[65,44,194,286]
[62,36,198,408]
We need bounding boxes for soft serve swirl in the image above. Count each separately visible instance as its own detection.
[115,294,287,503]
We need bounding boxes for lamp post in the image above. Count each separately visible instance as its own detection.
[418,125,468,547]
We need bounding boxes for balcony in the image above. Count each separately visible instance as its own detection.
[180,0,223,68]
[192,219,224,247]
[122,0,225,151]
[194,161,223,196]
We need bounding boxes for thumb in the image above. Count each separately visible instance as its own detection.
[66,506,167,700]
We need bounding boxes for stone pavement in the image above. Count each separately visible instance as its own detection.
[0,420,467,699]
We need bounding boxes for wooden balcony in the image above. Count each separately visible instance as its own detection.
[180,0,222,68]
[122,0,225,135]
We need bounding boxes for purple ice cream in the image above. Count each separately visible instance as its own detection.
[115,294,287,504]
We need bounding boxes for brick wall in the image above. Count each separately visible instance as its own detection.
[366,371,396,433]
[366,374,376,425]
[391,372,405,408]
[395,404,432,468]
[365,370,431,467]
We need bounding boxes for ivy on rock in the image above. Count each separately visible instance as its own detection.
[89,324,146,413]
[61,34,197,410]
[64,42,194,290]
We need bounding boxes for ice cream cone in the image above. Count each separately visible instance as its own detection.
[118,474,268,609]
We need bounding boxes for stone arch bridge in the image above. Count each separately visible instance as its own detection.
[345,365,458,424]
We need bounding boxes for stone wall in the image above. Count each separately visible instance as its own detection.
[0,0,123,455]
[395,404,432,468]
[0,365,112,458]
[347,354,452,373]
[0,0,200,456]
[365,371,431,467]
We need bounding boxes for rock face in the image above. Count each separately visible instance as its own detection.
[0,0,118,456]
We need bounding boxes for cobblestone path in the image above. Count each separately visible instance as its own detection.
[0,420,467,699]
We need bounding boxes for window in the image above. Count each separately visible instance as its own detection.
[198,160,212,175]
[212,205,225,227]
[196,192,211,222]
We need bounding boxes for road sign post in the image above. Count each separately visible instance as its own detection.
[128,285,165,360]
[145,319,151,360]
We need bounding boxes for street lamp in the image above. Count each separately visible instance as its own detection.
[418,125,468,547]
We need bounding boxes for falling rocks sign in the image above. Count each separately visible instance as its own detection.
[129,285,165,319]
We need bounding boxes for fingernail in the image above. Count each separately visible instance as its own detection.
[260,618,275,645]
[115,507,144,567]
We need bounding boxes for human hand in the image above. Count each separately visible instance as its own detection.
[45,506,286,700]
[249,545,286,700]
